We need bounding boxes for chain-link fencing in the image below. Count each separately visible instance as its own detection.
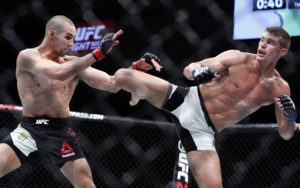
[1,107,300,188]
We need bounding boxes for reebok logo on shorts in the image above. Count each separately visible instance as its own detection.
[61,141,75,158]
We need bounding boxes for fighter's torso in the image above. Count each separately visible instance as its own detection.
[200,54,284,131]
[16,49,79,118]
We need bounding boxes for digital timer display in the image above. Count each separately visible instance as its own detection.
[253,0,286,10]
[235,0,300,39]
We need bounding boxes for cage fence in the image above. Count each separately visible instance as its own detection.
[0,105,300,188]
[0,0,300,187]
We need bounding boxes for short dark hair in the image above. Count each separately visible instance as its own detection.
[266,26,291,50]
[45,15,75,34]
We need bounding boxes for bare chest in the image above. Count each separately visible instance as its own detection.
[203,73,277,111]
[224,65,276,105]
[20,73,79,96]
[47,78,77,91]
[235,79,275,106]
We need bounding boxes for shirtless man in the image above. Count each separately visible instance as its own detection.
[0,15,125,188]
[114,26,297,187]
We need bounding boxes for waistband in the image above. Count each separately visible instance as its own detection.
[21,116,71,129]
[197,86,217,132]
[161,84,190,111]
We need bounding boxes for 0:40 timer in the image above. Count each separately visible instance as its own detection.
[254,0,286,10]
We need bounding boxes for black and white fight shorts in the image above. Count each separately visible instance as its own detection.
[161,83,217,153]
[2,116,85,168]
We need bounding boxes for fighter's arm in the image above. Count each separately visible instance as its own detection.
[183,50,245,81]
[17,49,97,81]
[78,52,163,94]
[78,67,120,93]
[274,82,297,140]
[17,30,123,81]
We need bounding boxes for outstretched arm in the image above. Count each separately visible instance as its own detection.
[79,67,120,93]
[274,80,297,140]
[79,52,163,94]
[17,49,97,81]
[275,94,297,140]
[17,30,123,81]
[77,30,124,92]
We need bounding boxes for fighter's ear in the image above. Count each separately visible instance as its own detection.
[47,30,55,39]
[279,48,288,58]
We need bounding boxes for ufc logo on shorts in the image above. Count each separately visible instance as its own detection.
[177,153,189,182]
[176,141,189,187]
[75,25,106,41]
[35,119,49,125]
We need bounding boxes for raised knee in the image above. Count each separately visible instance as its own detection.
[115,68,134,86]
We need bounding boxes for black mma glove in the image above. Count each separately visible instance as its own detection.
[192,66,216,85]
[132,52,161,71]
[100,33,114,55]
[92,33,115,60]
[142,53,161,65]
[279,95,298,122]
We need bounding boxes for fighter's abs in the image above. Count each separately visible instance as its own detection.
[201,80,275,129]
[19,76,78,118]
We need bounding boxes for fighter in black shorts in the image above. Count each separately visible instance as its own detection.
[0,15,161,188]
[0,15,123,188]
[3,117,84,167]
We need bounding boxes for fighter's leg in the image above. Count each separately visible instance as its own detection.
[115,68,170,108]
[187,150,222,188]
[60,158,96,188]
[0,143,21,177]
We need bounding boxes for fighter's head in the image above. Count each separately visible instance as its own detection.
[257,26,291,62]
[265,26,291,50]
[45,15,76,56]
